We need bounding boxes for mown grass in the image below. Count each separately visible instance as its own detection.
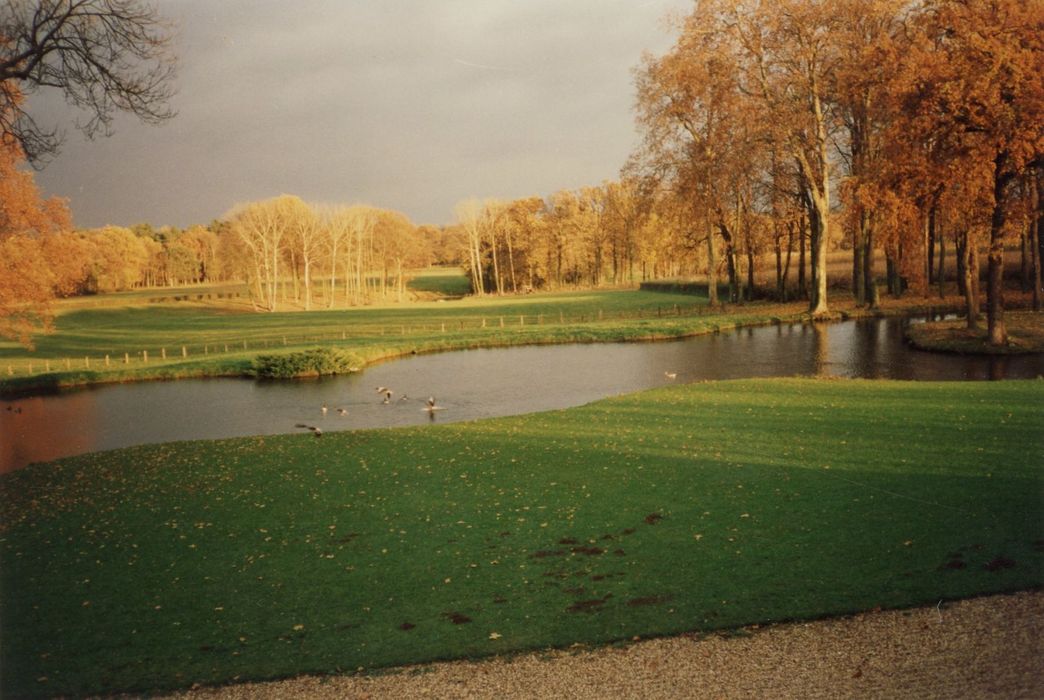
[0,286,800,394]
[1,378,1040,697]
[407,267,474,298]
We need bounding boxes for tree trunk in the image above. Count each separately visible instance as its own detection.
[706,219,718,305]
[863,222,878,308]
[1033,167,1043,312]
[1020,224,1030,293]
[718,223,739,303]
[886,252,901,298]
[774,228,784,301]
[987,155,1009,346]
[937,229,945,299]
[853,211,866,306]
[925,205,936,287]
[797,206,807,300]
[506,227,518,293]
[746,247,755,301]
[960,231,978,330]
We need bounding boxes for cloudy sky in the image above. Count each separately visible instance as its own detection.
[30,1,689,229]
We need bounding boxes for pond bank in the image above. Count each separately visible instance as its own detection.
[0,294,1018,399]
[906,310,1044,355]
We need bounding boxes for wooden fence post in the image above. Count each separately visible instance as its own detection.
[161,348,167,360]
[143,350,149,363]
[124,353,130,364]
[105,355,111,367]
[182,346,187,358]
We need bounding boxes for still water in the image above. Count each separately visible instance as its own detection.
[2,316,1041,472]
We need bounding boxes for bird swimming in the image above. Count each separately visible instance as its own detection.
[336,407,348,415]
[321,404,328,415]
[664,371,677,379]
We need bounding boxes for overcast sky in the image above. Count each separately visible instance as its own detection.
[30,1,689,229]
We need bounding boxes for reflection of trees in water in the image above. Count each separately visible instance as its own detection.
[811,323,829,376]
[851,320,881,379]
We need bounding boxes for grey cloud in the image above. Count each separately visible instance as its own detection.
[32,0,688,228]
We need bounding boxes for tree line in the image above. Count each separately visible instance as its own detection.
[2,0,1041,349]
[624,0,1042,345]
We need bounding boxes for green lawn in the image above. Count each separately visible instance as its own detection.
[2,285,809,394]
[407,266,474,297]
[1,378,1040,697]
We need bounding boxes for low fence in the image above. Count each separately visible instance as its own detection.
[1,303,732,379]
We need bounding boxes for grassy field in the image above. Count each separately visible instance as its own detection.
[1,378,1041,697]
[0,272,992,395]
[0,282,794,394]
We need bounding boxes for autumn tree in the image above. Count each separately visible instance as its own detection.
[888,0,1043,344]
[729,0,840,315]
[631,2,770,303]
[455,198,489,295]
[0,131,70,345]
[831,0,905,307]
[227,196,290,312]
[0,0,176,164]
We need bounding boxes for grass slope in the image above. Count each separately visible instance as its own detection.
[1,378,1041,697]
[0,288,791,394]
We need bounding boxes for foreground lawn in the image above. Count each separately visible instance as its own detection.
[1,378,1041,696]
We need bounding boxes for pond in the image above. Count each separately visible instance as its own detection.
[2,315,1041,472]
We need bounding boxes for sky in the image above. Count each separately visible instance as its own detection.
[29,0,690,230]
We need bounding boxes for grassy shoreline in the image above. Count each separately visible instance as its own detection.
[0,286,1000,398]
[1,377,1040,697]
[906,310,1044,355]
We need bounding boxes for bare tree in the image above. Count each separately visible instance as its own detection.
[0,0,176,164]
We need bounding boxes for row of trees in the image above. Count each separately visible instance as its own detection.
[224,195,431,312]
[627,0,1042,344]
[2,0,1040,349]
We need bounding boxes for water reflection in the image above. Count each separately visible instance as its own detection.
[2,316,1040,472]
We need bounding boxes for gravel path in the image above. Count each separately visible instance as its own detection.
[164,590,1042,699]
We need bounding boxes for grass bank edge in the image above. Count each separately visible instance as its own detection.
[0,297,989,398]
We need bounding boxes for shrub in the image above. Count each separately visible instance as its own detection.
[251,347,361,379]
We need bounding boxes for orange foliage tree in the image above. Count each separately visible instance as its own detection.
[0,134,71,346]
[882,0,1043,343]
